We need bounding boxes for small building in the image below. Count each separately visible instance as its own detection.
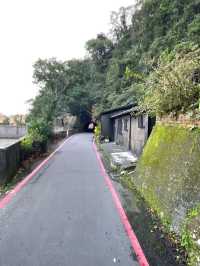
[100,105,155,157]
[100,105,134,142]
[53,113,77,136]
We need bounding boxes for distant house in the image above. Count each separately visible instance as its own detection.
[100,105,155,157]
[0,113,9,124]
[53,113,77,136]
[9,114,26,126]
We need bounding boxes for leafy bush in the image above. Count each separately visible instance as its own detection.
[20,136,33,153]
[20,136,33,151]
[20,136,33,160]
[20,118,52,157]
[28,119,52,143]
[94,124,101,144]
[143,45,200,116]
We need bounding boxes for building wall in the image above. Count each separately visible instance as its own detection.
[101,114,116,141]
[102,111,154,157]
[0,125,26,139]
[114,115,130,149]
[0,141,20,184]
[130,114,149,156]
[101,108,133,141]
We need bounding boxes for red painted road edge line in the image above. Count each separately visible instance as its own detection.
[0,136,74,209]
[93,142,149,266]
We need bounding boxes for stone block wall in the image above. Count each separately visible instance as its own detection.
[157,114,200,127]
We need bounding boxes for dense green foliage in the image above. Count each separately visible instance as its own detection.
[28,0,200,136]
[143,45,200,116]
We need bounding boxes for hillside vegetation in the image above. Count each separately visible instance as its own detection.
[27,0,200,142]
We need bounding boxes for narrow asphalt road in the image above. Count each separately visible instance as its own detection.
[0,133,139,266]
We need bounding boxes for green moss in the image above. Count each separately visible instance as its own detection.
[187,205,200,220]
[134,124,200,264]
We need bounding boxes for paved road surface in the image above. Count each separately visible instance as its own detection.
[0,133,139,266]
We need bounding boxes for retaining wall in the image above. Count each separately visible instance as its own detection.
[0,125,26,138]
[0,141,21,184]
[157,114,200,127]
[134,124,200,232]
[133,123,200,263]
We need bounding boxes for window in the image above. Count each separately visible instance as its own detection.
[124,118,128,131]
[118,119,122,135]
[138,115,144,128]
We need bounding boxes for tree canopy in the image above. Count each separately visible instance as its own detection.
[28,0,200,134]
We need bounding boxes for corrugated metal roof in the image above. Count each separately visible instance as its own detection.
[100,104,135,116]
[110,106,140,119]
[110,108,133,118]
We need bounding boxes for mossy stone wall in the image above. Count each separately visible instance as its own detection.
[134,124,200,232]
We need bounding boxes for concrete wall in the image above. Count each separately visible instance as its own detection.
[0,125,26,138]
[135,124,200,232]
[114,115,130,149]
[0,141,20,184]
[130,114,149,156]
[53,126,65,134]
[131,124,200,263]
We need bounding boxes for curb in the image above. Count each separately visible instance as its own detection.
[92,142,149,266]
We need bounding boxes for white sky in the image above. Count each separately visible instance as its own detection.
[0,0,134,116]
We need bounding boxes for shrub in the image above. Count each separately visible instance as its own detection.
[142,44,200,116]
[20,118,52,157]
[94,123,101,144]
[28,119,52,143]
[20,136,33,160]
[21,136,33,151]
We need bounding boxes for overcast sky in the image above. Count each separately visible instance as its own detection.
[0,0,134,115]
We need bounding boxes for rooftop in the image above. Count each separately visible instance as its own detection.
[100,104,135,116]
